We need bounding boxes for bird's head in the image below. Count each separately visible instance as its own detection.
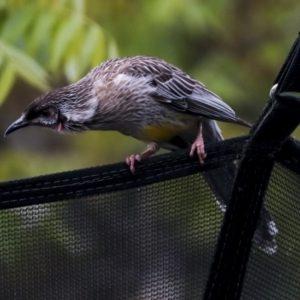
[4,90,69,136]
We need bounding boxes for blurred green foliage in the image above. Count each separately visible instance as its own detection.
[0,0,300,180]
[0,2,299,298]
[0,0,117,104]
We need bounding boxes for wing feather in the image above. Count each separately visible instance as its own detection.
[117,56,250,126]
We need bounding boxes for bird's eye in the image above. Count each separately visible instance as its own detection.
[41,110,51,118]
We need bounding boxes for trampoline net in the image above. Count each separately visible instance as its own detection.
[0,171,222,299]
[242,163,300,300]
[0,137,299,300]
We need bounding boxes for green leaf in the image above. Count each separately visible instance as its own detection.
[106,36,118,59]
[26,10,57,57]
[71,0,85,12]
[1,6,35,43]
[91,27,106,67]
[50,17,82,70]
[63,26,85,81]
[65,55,80,82]
[0,62,15,105]
[79,24,102,70]
[0,40,49,91]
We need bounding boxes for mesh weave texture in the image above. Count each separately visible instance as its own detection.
[0,167,223,299]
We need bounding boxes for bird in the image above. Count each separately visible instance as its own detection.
[5,56,251,173]
[5,56,278,254]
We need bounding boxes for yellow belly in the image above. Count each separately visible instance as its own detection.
[139,123,193,143]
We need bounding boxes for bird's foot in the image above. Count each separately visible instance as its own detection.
[126,154,142,174]
[190,125,206,164]
[126,143,160,174]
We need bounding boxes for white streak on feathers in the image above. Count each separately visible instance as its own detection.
[65,95,98,122]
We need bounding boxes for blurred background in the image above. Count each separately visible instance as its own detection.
[0,0,300,181]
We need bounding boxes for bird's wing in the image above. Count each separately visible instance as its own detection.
[122,57,249,126]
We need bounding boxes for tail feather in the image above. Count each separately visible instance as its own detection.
[163,118,276,255]
[234,117,252,128]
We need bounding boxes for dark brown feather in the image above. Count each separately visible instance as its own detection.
[97,56,250,127]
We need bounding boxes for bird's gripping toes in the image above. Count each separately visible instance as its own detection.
[4,56,250,173]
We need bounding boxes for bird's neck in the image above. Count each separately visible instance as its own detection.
[62,82,98,124]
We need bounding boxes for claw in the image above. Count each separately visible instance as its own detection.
[126,154,141,174]
[190,142,206,164]
[125,143,160,174]
[190,123,206,164]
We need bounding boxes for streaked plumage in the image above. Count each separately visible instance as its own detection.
[5,56,251,172]
[5,57,279,255]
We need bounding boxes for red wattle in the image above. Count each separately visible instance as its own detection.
[57,122,62,132]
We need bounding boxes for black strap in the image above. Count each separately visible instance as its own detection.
[203,34,300,300]
[275,32,300,94]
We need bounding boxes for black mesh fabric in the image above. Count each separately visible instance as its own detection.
[0,148,236,300]
[0,174,221,299]
[0,136,300,300]
[1,34,300,300]
[242,163,300,300]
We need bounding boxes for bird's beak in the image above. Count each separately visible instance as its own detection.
[4,116,30,137]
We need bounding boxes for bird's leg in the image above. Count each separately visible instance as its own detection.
[126,142,160,174]
[190,123,207,164]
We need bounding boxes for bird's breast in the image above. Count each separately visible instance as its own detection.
[137,117,198,143]
[140,125,181,142]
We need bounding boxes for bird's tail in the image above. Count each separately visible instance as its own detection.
[202,119,224,143]
[201,120,277,254]
[203,162,277,255]
[234,117,252,128]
